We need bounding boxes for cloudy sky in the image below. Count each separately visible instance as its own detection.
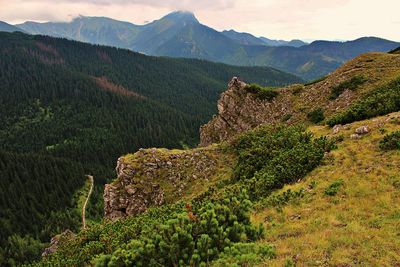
[1,0,399,41]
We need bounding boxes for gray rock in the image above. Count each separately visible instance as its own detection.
[355,125,369,135]
[333,124,342,134]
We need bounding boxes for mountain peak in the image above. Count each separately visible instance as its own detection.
[163,10,199,23]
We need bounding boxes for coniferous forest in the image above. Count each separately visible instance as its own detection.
[0,32,302,265]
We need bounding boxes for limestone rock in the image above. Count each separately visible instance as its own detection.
[333,124,342,134]
[355,125,370,135]
[104,147,219,220]
[200,77,296,146]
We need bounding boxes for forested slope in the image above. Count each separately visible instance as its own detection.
[0,32,301,266]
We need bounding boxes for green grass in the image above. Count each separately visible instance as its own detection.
[244,83,279,101]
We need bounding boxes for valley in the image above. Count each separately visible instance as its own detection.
[0,4,399,265]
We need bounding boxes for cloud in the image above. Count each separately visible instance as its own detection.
[0,0,399,41]
[10,0,236,10]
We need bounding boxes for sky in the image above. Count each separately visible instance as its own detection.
[1,0,399,41]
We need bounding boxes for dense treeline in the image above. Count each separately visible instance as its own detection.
[0,151,84,265]
[0,32,301,265]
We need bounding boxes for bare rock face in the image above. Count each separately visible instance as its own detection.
[104,147,219,220]
[200,77,296,146]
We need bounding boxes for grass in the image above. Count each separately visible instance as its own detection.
[245,83,279,101]
[253,111,400,266]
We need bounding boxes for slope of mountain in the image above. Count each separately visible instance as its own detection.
[259,36,307,47]
[221,30,307,47]
[16,12,400,80]
[0,31,301,266]
[221,30,270,46]
[33,50,400,266]
[0,21,23,32]
[17,16,139,49]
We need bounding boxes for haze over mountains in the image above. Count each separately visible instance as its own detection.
[1,11,398,80]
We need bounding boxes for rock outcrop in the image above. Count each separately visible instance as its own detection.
[200,52,400,146]
[104,146,233,220]
[200,77,298,146]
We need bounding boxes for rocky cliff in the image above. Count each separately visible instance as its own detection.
[200,52,400,146]
[104,146,235,220]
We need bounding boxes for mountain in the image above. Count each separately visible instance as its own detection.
[259,36,307,47]
[16,16,139,49]
[221,30,271,46]
[16,12,400,80]
[34,50,400,266]
[222,30,307,47]
[0,21,24,32]
[0,31,301,266]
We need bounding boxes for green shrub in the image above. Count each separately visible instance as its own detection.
[232,125,335,199]
[379,131,400,150]
[245,84,279,101]
[95,191,264,267]
[327,76,400,126]
[255,188,305,211]
[281,114,293,122]
[211,243,276,267]
[329,75,367,100]
[324,180,344,196]
[307,108,325,123]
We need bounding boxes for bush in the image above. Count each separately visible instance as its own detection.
[327,76,400,127]
[379,131,400,150]
[245,84,279,101]
[329,75,367,100]
[92,191,265,267]
[307,108,325,123]
[211,243,276,267]
[232,125,336,199]
[324,180,344,196]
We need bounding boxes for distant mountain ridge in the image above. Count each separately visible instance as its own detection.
[0,21,24,32]
[15,11,400,80]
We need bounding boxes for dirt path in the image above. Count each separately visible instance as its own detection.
[82,175,94,229]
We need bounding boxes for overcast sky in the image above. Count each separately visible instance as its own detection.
[1,0,399,41]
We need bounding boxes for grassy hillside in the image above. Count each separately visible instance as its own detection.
[257,112,400,266]
[200,51,400,146]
